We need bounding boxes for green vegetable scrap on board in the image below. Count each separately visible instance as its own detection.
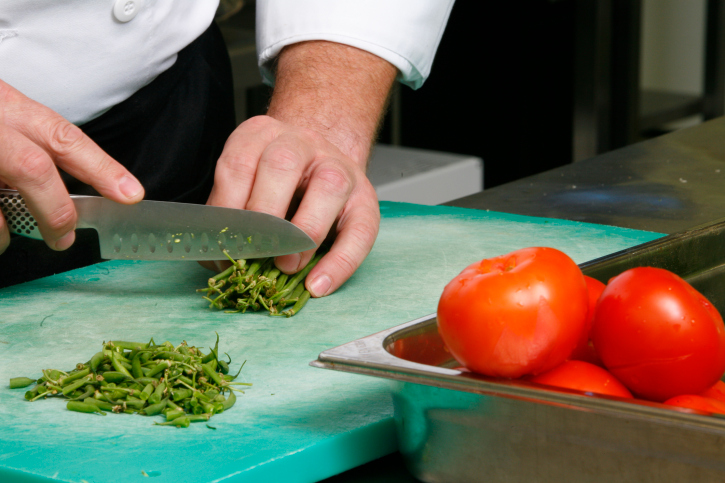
[9,333,249,428]
[198,250,321,317]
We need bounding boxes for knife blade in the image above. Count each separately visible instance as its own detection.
[0,189,316,261]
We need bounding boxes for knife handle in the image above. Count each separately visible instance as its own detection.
[0,190,44,240]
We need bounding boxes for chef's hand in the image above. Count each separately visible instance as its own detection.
[206,41,397,297]
[0,79,144,254]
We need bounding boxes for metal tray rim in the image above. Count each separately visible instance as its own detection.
[311,312,725,434]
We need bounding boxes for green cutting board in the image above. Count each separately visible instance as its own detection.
[0,202,664,483]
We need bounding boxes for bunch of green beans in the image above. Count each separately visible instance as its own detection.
[9,334,249,428]
[198,251,321,317]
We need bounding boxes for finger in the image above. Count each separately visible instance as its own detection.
[303,189,380,297]
[245,131,315,219]
[198,259,231,273]
[274,158,354,274]
[0,125,77,250]
[6,89,144,204]
[0,212,10,255]
[207,116,281,209]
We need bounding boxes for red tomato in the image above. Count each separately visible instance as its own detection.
[592,267,725,402]
[663,394,725,415]
[569,276,606,365]
[530,360,633,398]
[437,247,589,378]
[700,380,725,404]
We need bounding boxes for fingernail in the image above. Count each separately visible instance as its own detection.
[277,253,301,273]
[308,274,332,297]
[119,175,143,199]
[54,230,76,251]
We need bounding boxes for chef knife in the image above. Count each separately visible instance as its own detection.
[0,189,316,261]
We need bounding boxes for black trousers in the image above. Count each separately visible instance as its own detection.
[2,22,237,287]
[69,22,236,203]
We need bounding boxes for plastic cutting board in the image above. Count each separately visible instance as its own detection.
[0,202,664,483]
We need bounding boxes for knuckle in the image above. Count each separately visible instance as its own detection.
[314,164,353,197]
[329,250,359,280]
[214,154,257,185]
[46,201,76,233]
[47,120,88,158]
[242,115,275,131]
[266,144,304,174]
[297,222,328,244]
[347,218,379,248]
[9,148,54,185]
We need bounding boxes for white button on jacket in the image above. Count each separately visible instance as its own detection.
[113,0,145,23]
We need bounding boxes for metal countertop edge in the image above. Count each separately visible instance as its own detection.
[445,117,725,234]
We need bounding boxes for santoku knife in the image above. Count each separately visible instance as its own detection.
[0,189,316,261]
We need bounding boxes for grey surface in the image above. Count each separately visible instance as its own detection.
[367,144,483,205]
[448,116,725,234]
[367,145,482,188]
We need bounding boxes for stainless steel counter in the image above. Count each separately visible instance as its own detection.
[447,116,725,234]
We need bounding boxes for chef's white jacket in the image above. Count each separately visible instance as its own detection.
[0,0,454,126]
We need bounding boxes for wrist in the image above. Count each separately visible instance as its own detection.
[265,41,397,168]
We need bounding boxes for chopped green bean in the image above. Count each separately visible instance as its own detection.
[154,417,190,428]
[25,386,40,401]
[222,391,236,411]
[165,408,186,421]
[145,361,170,378]
[172,389,193,402]
[89,352,105,373]
[67,401,105,416]
[141,398,168,416]
[139,383,154,401]
[108,341,149,351]
[148,382,167,405]
[200,252,324,316]
[60,368,90,387]
[14,335,246,428]
[131,353,144,379]
[62,376,94,397]
[110,351,133,378]
[83,397,115,412]
[101,371,132,384]
[9,377,36,389]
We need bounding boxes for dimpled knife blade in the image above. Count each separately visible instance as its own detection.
[0,190,316,260]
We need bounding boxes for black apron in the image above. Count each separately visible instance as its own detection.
[68,21,236,203]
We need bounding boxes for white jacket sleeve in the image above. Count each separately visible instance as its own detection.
[256,0,455,90]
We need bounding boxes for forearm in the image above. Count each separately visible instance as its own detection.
[266,40,398,168]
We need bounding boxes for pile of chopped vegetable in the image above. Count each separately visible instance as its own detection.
[9,334,247,428]
[198,251,321,317]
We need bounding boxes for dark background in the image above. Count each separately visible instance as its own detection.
[383,0,576,189]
